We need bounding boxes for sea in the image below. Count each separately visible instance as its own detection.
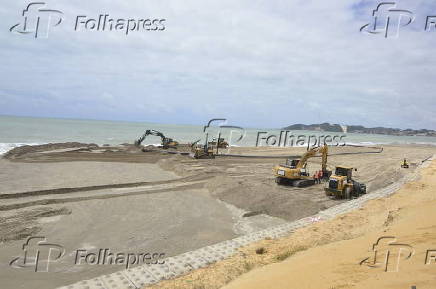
[1,115,435,155]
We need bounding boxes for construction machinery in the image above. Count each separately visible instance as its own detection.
[273,145,330,187]
[189,140,215,159]
[190,121,228,159]
[208,137,229,149]
[324,166,366,199]
[401,158,409,168]
[134,130,179,149]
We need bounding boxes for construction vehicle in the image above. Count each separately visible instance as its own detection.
[190,121,228,159]
[134,130,179,149]
[208,137,229,149]
[189,140,215,159]
[273,145,330,187]
[324,166,366,199]
[401,158,409,168]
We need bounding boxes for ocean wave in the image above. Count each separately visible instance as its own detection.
[345,141,381,146]
[0,143,41,155]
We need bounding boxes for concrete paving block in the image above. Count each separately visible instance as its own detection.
[232,235,255,247]
[162,256,193,275]
[262,226,291,238]
[251,229,274,241]
[58,278,107,289]
[318,210,335,219]
[299,217,314,226]
[143,263,178,281]
[207,241,240,256]
[278,222,300,233]
[100,271,136,289]
[390,183,401,191]
[239,232,267,244]
[175,251,209,270]
[274,222,296,232]
[291,219,306,227]
[268,222,300,238]
[215,239,243,251]
[124,265,159,288]
[193,245,232,262]
[264,228,284,238]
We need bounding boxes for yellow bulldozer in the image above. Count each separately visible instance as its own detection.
[273,145,330,187]
[189,140,215,159]
[324,166,366,199]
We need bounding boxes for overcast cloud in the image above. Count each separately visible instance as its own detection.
[0,0,435,129]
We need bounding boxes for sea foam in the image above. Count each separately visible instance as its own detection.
[0,143,41,155]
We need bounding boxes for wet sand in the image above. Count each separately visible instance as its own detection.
[0,143,434,289]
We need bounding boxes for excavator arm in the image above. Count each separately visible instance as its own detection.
[296,145,328,171]
[134,130,149,146]
[135,130,177,148]
[321,145,328,173]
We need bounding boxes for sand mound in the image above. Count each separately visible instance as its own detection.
[3,142,98,160]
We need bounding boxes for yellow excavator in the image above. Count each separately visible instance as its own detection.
[273,145,330,187]
[324,166,366,199]
[134,129,179,149]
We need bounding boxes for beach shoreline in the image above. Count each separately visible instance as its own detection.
[0,143,435,289]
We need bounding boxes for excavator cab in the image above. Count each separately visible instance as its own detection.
[273,145,328,187]
[285,159,300,168]
[334,166,353,181]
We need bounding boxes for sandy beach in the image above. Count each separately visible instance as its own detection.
[4,0,436,287]
[147,155,436,289]
[0,143,435,289]
[221,158,436,289]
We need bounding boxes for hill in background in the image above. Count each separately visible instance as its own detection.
[283,123,436,136]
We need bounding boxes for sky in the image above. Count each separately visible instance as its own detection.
[0,0,435,130]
